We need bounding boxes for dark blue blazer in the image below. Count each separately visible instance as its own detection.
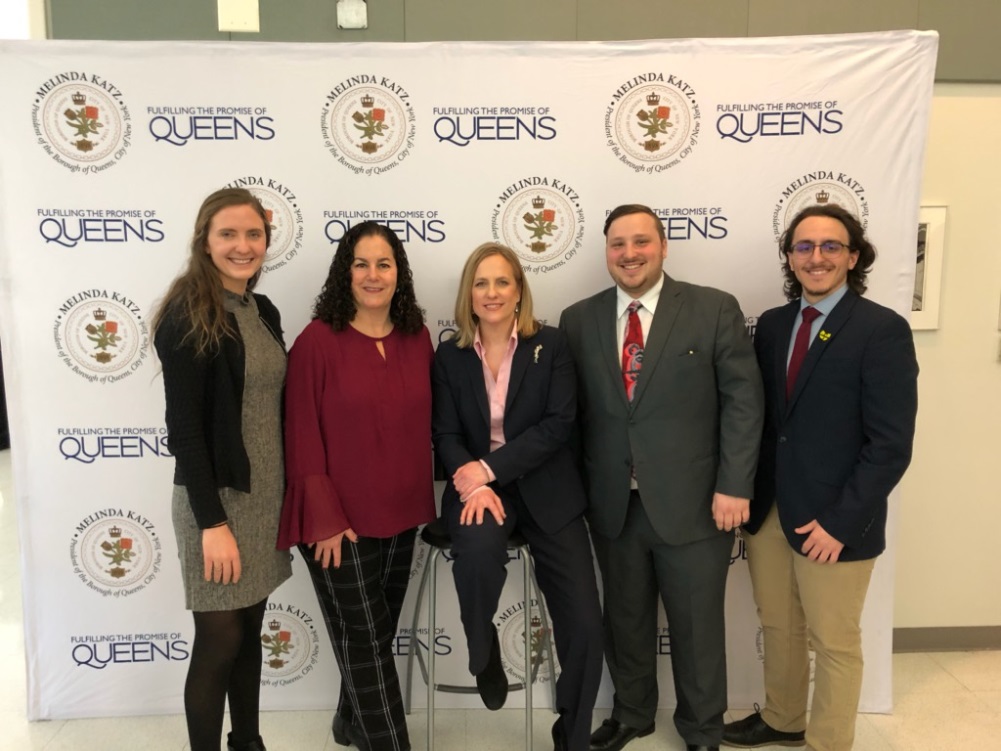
[748,290,918,560]
[432,325,587,534]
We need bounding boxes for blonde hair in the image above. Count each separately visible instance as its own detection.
[452,242,540,348]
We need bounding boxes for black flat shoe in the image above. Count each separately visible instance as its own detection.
[331,713,371,751]
[552,716,568,751]
[332,713,350,746]
[227,733,266,751]
[475,625,508,710]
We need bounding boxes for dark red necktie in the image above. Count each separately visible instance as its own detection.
[786,306,821,400]
[622,300,644,401]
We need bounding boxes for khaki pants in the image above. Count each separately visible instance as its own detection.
[744,506,875,751]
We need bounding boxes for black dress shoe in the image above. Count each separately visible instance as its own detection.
[552,716,568,751]
[226,733,266,751]
[331,713,371,751]
[332,713,349,746]
[687,746,720,751]
[475,625,508,710]
[589,718,655,751]
[722,712,805,748]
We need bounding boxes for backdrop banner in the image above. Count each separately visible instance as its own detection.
[0,31,937,720]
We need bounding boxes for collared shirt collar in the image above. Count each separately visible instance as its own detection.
[473,319,519,360]
[616,272,664,319]
[801,282,849,318]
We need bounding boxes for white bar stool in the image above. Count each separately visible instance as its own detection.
[404,518,558,751]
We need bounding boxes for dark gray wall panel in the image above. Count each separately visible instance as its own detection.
[44,1,1000,82]
[404,0,576,42]
[253,0,405,42]
[49,0,228,41]
[919,0,1001,82]
[747,0,919,36]
[578,0,748,41]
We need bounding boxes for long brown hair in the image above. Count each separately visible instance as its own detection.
[152,188,271,355]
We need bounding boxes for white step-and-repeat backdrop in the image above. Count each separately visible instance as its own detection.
[0,31,936,720]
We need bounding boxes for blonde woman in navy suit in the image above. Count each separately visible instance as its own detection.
[432,242,602,751]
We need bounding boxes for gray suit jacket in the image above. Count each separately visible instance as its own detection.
[559,274,764,545]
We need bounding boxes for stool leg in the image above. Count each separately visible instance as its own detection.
[527,555,559,711]
[427,548,437,751]
[405,547,434,714]
[521,545,533,751]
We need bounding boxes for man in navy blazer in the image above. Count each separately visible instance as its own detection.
[723,204,918,751]
[560,205,764,751]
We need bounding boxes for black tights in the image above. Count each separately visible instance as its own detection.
[185,598,267,751]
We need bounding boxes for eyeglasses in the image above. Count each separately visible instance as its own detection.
[790,240,851,257]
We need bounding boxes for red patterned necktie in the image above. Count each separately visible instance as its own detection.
[786,306,821,400]
[622,300,644,401]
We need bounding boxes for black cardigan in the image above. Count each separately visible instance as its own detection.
[154,294,285,529]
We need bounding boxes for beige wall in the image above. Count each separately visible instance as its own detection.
[24,0,43,38]
[895,83,1001,628]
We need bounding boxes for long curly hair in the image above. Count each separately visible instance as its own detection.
[313,221,424,334]
[779,203,876,302]
[151,188,271,355]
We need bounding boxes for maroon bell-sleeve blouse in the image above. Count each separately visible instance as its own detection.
[278,319,435,547]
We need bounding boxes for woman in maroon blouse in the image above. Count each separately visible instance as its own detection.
[279,222,434,751]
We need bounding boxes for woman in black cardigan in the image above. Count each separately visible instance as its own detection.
[153,188,291,751]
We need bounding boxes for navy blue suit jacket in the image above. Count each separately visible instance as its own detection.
[432,325,587,534]
[748,289,918,560]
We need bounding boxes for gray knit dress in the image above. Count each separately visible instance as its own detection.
[171,292,292,611]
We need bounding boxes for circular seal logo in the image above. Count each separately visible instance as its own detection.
[772,171,869,241]
[260,603,321,686]
[605,73,700,173]
[227,177,305,273]
[321,76,415,175]
[54,290,149,383]
[32,73,132,172]
[491,177,585,272]
[496,598,557,684]
[70,510,162,597]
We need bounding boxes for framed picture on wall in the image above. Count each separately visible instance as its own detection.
[911,206,946,330]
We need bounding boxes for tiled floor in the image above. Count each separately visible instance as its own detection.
[1,447,998,749]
